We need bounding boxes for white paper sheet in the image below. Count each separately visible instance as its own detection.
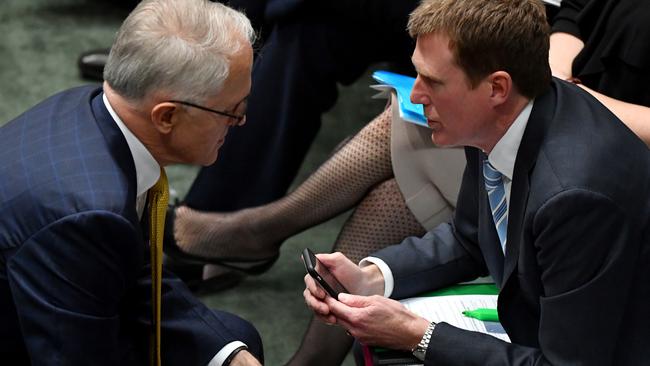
[401,294,511,342]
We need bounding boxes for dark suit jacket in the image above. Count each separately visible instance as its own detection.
[373,79,650,365]
[0,87,243,365]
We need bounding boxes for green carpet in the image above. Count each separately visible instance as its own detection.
[1,1,387,364]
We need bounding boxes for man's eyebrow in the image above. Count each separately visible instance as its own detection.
[412,59,439,82]
[414,68,443,84]
[424,74,443,84]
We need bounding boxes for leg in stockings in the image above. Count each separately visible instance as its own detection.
[173,107,394,262]
[333,179,427,264]
[286,178,426,366]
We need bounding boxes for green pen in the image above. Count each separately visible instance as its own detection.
[462,308,499,322]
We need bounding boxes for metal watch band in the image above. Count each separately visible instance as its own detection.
[412,321,436,361]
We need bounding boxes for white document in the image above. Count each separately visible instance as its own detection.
[400,294,511,342]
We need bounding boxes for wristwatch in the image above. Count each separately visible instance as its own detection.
[412,321,436,361]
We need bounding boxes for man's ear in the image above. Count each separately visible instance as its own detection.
[150,102,178,134]
[488,71,512,106]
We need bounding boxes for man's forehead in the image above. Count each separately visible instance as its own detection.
[412,34,454,74]
[417,32,453,53]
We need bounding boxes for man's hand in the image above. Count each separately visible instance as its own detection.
[229,350,261,366]
[327,293,430,352]
[303,252,384,324]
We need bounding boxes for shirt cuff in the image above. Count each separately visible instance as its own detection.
[207,341,247,366]
[359,256,394,298]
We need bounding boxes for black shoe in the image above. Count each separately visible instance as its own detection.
[163,204,279,275]
[163,254,204,291]
[193,265,246,295]
[78,48,110,81]
[164,255,244,293]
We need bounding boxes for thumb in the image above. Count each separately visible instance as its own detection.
[316,252,343,267]
[337,293,371,308]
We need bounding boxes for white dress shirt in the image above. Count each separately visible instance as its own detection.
[103,94,246,365]
[361,101,534,297]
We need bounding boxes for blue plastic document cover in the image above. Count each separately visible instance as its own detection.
[371,70,428,127]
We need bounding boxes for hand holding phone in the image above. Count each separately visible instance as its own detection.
[302,248,349,299]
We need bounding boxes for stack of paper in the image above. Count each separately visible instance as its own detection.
[361,283,507,365]
[401,294,510,342]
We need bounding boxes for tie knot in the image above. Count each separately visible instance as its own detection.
[483,160,503,187]
[146,168,170,228]
[149,168,169,199]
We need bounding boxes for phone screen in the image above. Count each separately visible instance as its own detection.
[302,248,349,298]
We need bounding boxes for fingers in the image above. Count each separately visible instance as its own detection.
[304,274,327,300]
[302,256,356,327]
[328,294,380,330]
[303,287,328,314]
[338,293,372,308]
[315,251,347,267]
[323,297,358,337]
[326,294,359,323]
[303,287,337,324]
[304,273,339,324]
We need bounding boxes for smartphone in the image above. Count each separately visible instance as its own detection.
[302,248,349,299]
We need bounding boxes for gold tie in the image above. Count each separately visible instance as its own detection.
[147,167,169,366]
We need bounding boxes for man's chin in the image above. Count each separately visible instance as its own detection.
[431,134,460,149]
[431,133,447,147]
[202,153,219,167]
[203,156,217,166]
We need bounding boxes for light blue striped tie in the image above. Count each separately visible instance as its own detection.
[483,160,508,252]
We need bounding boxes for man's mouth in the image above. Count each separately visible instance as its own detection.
[427,118,440,129]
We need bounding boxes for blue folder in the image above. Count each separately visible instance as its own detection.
[371,70,427,127]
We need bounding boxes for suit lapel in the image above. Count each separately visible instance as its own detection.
[501,163,530,287]
[501,82,556,287]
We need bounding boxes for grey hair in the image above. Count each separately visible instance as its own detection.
[104,0,255,103]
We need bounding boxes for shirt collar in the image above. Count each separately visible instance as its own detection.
[103,93,160,197]
[487,100,534,181]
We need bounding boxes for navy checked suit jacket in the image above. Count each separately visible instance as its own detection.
[0,87,248,365]
[373,79,650,365]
